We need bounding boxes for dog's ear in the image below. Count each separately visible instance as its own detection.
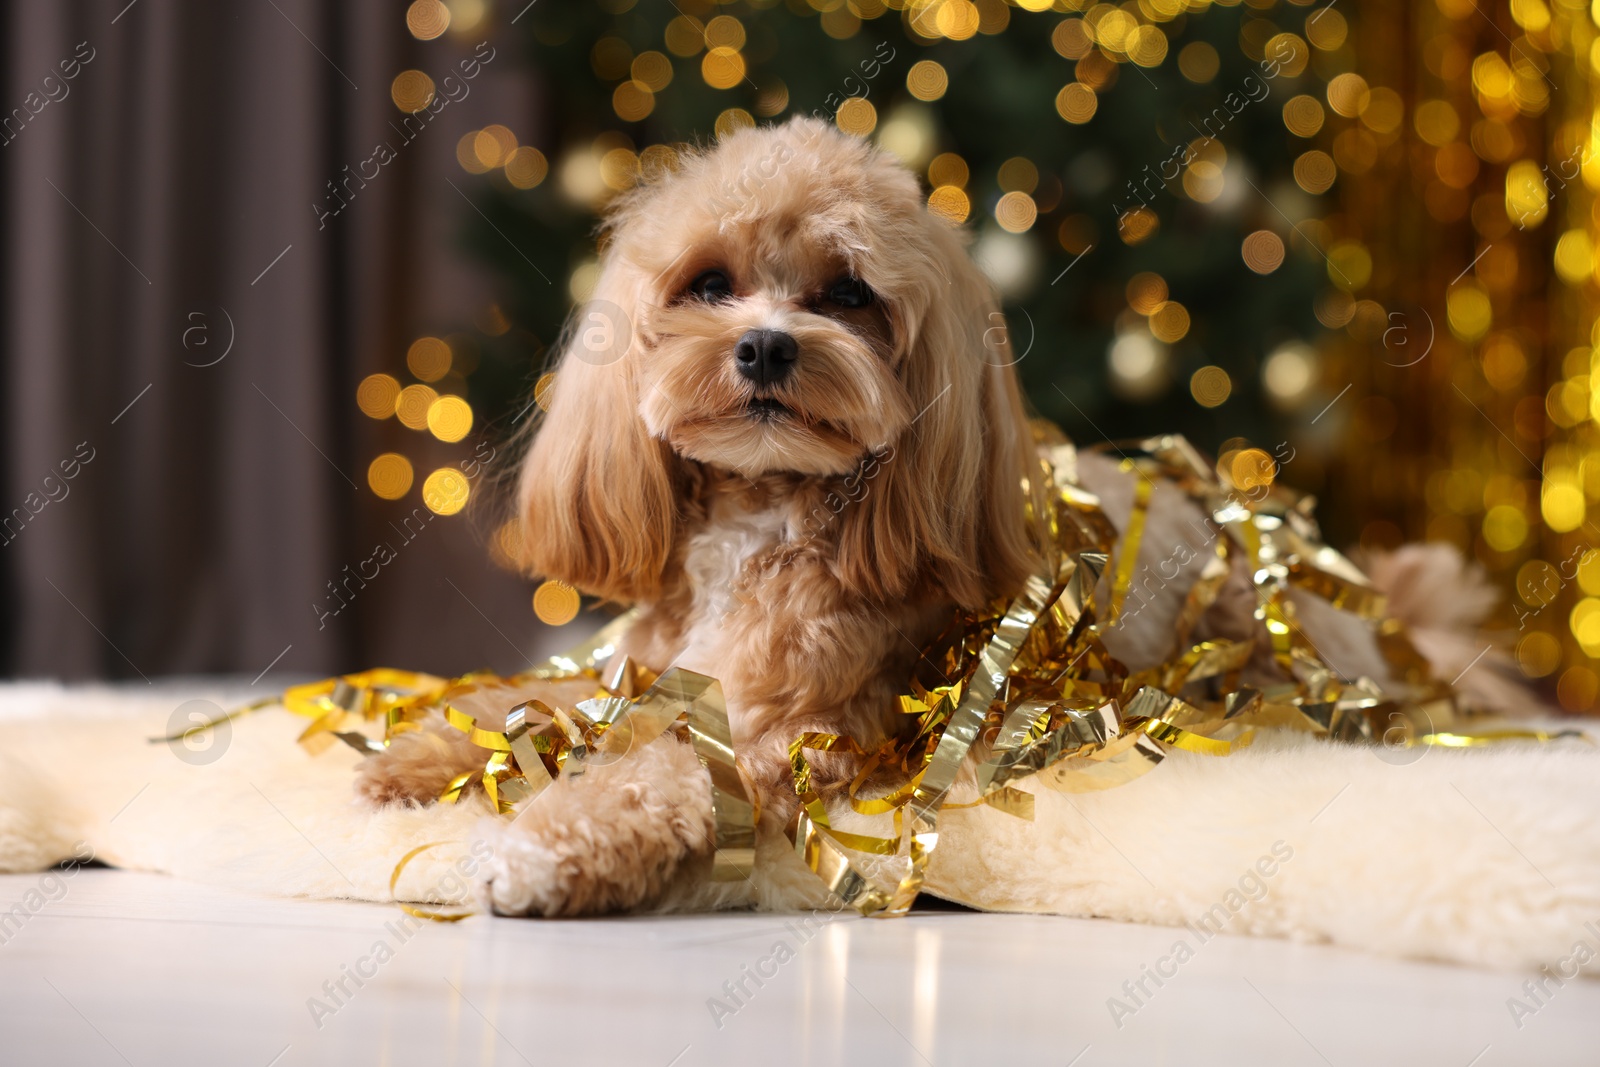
[836,231,1040,609]
[516,254,679,602]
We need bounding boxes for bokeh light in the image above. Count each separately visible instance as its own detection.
[664,17,704,58]
[405,0,450,40]
[1190,365,1232,408]
[357,374,400,420]
[701,47,746,90]
[835,97,876,136]
[928,185,970,224]
[390,70,435,113]
[426,395,473,443]
[407,337,451,383]
[534,372,556,412]
[473,125,517,169]
[423,468,470,516]
[1055,83,1098,124]
[1241,230,1285,274]
[995,191,1037,233]
[928,153,968,188]
[505,146,549,188]
[1148,300,1190,343]
[367,453,414,501]
[907,60,949,101]
[1126,272,1167,315]
[533,580,581,626]
[1178,41,1218,82]
[396,384,439,431]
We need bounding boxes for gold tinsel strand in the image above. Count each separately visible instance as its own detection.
[157,424,1574,919]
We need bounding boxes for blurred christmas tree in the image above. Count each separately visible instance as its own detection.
[456,0,1342,523]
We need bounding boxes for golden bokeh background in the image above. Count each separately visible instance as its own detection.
[339,0,1600,711]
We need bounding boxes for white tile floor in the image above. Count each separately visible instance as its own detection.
[1,869,1595,1066]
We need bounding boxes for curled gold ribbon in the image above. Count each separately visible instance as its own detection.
[189,423,1564,920]
[390,841,474,923]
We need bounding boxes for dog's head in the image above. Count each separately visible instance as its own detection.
[518,117,1037,607]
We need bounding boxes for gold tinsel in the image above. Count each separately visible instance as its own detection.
[160,422,1570,918]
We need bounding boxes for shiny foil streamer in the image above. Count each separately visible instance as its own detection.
[162,426,1565,918]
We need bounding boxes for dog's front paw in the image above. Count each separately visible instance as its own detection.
[471,736,716,917]
[473,818,589,917]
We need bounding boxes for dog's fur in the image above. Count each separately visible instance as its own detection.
[354,118,1521,917]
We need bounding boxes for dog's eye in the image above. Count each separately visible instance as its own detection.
[826,276,873,309]
[688,269,735,304]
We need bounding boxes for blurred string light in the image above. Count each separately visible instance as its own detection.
[559,146,608,205]
[533,373,556,412]
[357,374,400,420]
[413,0,1600,645]
[367,3,687,586]
[1118,205,1159,245]
[1284,94,1325,138]
[1178,41,1218,83]
[390,70,435,113]
[405,0,449,41]
[1293,149,1337,195]
[600,144,643,187]
[1148,300,1190,343]
[474,125,518,168]
[836,97,877,136]
[505,146,549,188]
[720,107,758,137]
[1107,329,1167,402]
[1262,342,1317,410]
[928,152,969,189]
[1125,272,1166,314]
[407,337,451,382]
[925,149,971,224]
[533,580,581,626]
[702,47,746,90]
[995,191,1037,233]
[1241,229,1285,274]
[1182,139,1227,203]
[396,384,438,431]
[568,258,601,303]
[490,520,524,571]
[423,468,469,516]
[1227,447,1277,494]
[1190,365,1232,408]
[632,51,673,92]
[358,327,482,510]
[754,82,790,116]
[878,103,938,168]
[974,228,1040,299]
[444,0,483,35]
[928,185,970,224]
[382,0,1341,616]
[1303,0,1600,706]
[426,395,473,443]
[455,123,549,189]
[1055,82,1098,125]
[907,60,948,101]
[367,453,414,500]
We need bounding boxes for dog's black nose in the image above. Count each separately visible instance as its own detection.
[734,328,797,387]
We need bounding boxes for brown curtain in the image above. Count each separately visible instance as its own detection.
[1,0,574,681]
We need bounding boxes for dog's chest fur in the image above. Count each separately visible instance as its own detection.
[673,494,792,676]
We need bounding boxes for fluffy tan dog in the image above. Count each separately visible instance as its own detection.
[355,117,1510,916]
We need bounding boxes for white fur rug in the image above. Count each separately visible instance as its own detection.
[3,681,1597,978]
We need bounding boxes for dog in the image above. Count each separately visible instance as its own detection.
[354,116,1515,917]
